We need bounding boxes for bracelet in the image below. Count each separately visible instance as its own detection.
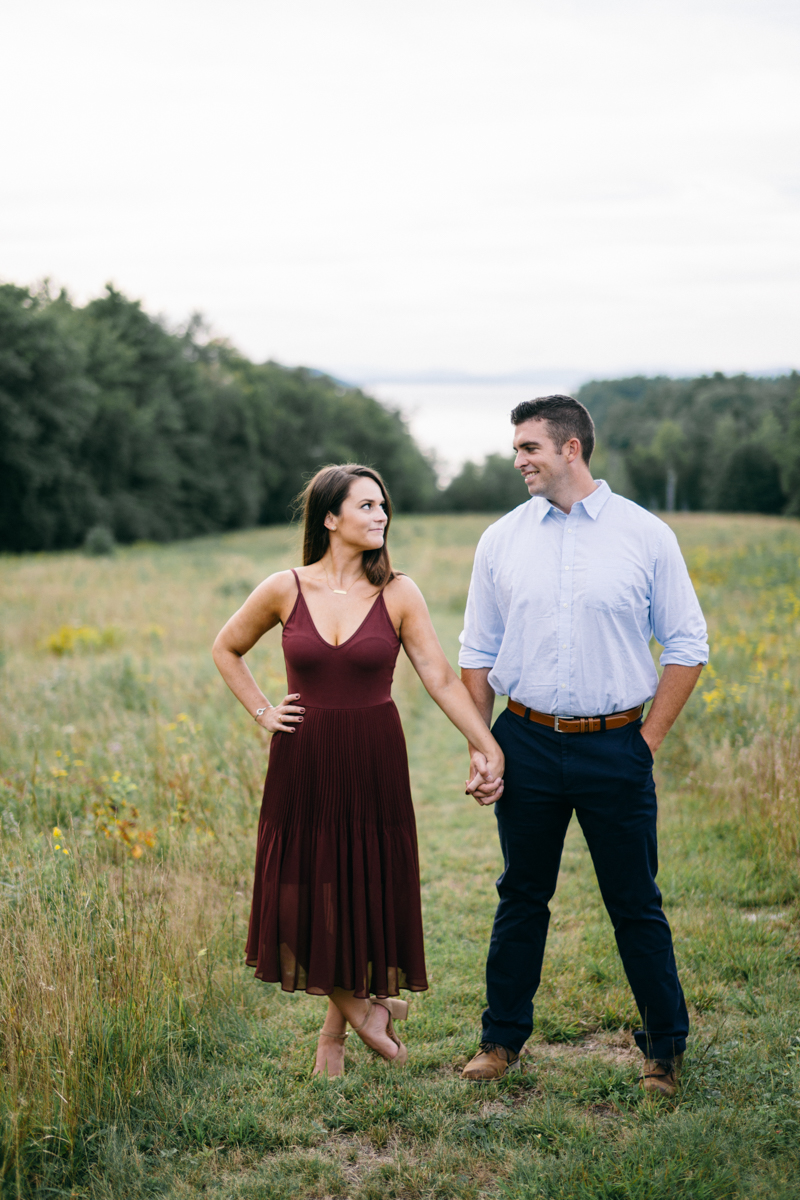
[255,706,270,721]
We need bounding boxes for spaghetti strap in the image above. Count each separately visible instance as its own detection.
[290,567,301,593]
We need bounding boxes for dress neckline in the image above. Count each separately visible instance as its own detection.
[289,569,396,649]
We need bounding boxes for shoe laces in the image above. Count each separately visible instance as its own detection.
[642,1058,676,1078]
[479,1041,516,1062]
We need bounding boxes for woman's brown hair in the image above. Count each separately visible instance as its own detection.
[299,464,395,588]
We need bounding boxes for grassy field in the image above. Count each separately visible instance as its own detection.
[1,512,799,1199]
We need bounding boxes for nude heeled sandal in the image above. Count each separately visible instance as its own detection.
[312,1028,349,1077]
[351,997,409,1065]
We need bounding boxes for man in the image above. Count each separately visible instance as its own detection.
[458,395,708,1096]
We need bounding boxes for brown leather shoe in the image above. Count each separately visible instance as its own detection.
[461,1041,521,1080]
[639,1053,683,1097]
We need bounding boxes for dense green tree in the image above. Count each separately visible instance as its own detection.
[442,372,798,515]
[0,285,98,551]
[779,387,800,516]
[4,280,796,544]
[0,284,437,551]
[714,444,785,514]
[228,358,438,524]
[579,372,798,514]
[441,453,527,512]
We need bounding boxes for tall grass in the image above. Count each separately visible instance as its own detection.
[0,514,798,1198]
[673,516,800,875]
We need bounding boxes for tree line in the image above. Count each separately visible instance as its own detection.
[442,372,800,515]
[0,284,439,552]
[3,280,798,552]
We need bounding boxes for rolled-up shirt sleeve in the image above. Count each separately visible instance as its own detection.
[458,533,505,669]
[651,527,709,666]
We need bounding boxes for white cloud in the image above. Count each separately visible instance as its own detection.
[0,0,797,375]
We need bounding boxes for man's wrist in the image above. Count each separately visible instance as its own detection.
[640,721,663,751]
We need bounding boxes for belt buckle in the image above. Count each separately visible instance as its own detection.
[553,714,576,733]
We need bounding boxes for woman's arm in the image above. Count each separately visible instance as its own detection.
[387,576,504,804]
[212,571,304,734]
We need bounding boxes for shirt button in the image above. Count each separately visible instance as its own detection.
[562,643,567,648]
[564,566,570,570]
[562,603,567,607]
[561,684,566,688]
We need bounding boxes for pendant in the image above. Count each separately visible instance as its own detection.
[333,589,347,595]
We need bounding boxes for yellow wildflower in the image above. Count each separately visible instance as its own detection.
[52,827,62,838]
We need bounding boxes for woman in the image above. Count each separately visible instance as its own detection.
[212,464,504,1076]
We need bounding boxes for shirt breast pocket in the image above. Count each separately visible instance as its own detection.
[583,565,639,614]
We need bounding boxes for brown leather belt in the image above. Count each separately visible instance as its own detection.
[507,699,644,734]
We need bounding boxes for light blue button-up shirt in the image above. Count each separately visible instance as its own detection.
[458,480,709,716]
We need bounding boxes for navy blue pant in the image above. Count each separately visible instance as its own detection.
[482,708,688,1061]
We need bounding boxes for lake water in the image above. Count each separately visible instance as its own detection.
[368,378,589,482]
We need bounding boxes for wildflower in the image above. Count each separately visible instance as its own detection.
[62,848,69,855]
[73,759,84,767]
[52,827,62,838]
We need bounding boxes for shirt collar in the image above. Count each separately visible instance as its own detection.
[534,479,612,524]
[578,479,612,520]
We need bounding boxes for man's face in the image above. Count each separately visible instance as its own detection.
[513,418,570,497]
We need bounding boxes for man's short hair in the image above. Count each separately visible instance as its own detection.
[510,395,595,465]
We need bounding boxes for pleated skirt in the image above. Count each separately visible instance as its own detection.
[245,700,429,998]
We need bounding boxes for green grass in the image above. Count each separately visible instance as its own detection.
[0,513,799,1198]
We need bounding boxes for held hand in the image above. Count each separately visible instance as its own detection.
[465,748,505,806]
[256,694,305,733]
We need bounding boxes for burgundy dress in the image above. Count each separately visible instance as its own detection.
[245,570,428,999]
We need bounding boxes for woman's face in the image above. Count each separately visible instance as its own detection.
[325,477,388,551]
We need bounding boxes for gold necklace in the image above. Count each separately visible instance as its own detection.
[324,568,364,595]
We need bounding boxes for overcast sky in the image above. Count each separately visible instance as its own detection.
[1,0,798,380]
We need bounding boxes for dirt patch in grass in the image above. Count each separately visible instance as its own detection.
[526,1031,639,1067]
[324,1134,397,1190]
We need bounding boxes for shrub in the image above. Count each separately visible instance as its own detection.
[83,524,116,556]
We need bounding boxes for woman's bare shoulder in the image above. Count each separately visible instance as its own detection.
[246,568,299,608]
[215,569,298,649]
[384,572,426,609]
